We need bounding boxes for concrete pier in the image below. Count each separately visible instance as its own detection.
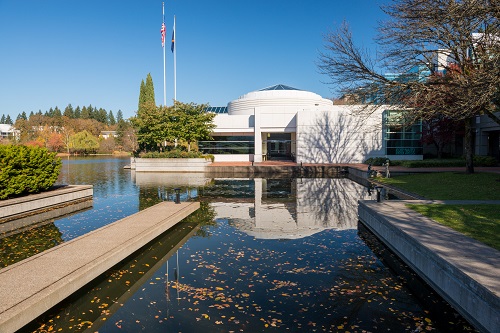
[0,201,199,333]
[358,200,499,333]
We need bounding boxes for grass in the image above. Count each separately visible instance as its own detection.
[376,172,500,250]
[378,172,500,200]
[407,204,500,251]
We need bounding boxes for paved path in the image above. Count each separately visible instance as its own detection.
[208,161,500,174]
[359,200,499,333]
[0,201,199,333]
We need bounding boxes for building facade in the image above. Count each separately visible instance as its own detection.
[200,84,423,163]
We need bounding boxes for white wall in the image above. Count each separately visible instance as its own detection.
[296,106,385,163]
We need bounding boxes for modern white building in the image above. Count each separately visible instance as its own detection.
[0,124,19,140]
[200,84,423,163]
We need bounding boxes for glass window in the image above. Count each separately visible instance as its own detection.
[383,110,422,155]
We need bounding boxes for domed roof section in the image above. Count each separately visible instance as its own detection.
[258,84,301,91]
[227,84,333,115]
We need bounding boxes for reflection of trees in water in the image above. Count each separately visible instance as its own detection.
[198,179,254,199]
[0,223,63,267]
[182,202,217,238]
[299,111,377,163]
[57,157,131,198]
[297,178,368,229]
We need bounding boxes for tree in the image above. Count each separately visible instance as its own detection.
[81,106,90,119]
[46,132,64,152]
[318,0,499,173]
[70,130,99,154]
[64,104,74,118]
[5,115,12,125]
[131,101,215,153]
[173,101,216,152]
[74,106,81,119]
[108,110,116,125]
[116,109,124,123]
[421,116,462,159]
[138,73,156,113]
[1,114,5,123]
[116,119,136,152]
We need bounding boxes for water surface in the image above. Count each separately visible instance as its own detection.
[10,157,475,332]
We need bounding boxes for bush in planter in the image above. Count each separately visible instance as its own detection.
[139,150,214,161]
[0,145,62,199]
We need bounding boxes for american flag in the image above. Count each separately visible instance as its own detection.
[161,23,166,47]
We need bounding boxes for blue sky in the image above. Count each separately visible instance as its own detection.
[0,0,387,120]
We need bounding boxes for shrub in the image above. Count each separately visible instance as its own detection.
[0,145,62,199]
[364,157,391,166]
[139,150,214,161]
[365,156,498,168]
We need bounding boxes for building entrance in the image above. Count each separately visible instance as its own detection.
[264,133,294,161]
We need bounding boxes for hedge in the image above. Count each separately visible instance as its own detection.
[364,156,498,167]
[0,145,62,199]
[139,150,214,161]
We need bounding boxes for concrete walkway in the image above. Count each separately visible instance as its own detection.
[0,201,199,333]
[209,161,500,173]
[358,200,499,333]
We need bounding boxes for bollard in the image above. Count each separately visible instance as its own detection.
[174,188,181,204]
[375,186,383,202]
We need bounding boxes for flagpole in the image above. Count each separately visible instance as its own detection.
[162,2,166,106]
[173,15,177,104]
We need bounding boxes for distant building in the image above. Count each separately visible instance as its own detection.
[0,124,19,140]
[100,131,117,139]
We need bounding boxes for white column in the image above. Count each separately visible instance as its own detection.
[254,108,263,162]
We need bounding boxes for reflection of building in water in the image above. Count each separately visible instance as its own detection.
[213,178,373,239]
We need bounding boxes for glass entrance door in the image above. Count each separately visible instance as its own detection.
[264,133,294,160]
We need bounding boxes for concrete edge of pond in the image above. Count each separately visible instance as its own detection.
[0,185,94,223]
[358,200,500,333]
[0,201,200,333]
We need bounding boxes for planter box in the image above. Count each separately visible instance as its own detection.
[0,185,93,223]
[133,158,212,172]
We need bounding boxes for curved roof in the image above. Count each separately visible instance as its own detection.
[227,84,333,115]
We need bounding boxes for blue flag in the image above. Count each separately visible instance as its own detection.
[171,25,175,52]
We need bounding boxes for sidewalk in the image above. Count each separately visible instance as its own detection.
[209,161,500,174]
[359,200,500,333]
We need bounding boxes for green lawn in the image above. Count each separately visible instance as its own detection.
[378,172,500,200]
[407,204,500,251]
[376,172,500,250]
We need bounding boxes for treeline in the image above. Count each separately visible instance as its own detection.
[1,104,137,154]
[1,104,124,127]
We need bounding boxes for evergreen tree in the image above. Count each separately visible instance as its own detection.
[74,106,81,119]
[87,105,95,120]
[138,73,156,113]
[29,111,34,119]
[37,110,43,116]
[1,114,5,123]
[81,106,90,119]
[138,79,146,113]
[64,104,74,118]
[47,107,54,117]
[96,108,108,124]
[108,110,116,125]
[116,109,123,123]
[5,115,13,124]
[145,73,156,106]
[53,106,62,119]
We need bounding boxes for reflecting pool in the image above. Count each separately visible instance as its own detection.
[9,157,476,332]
